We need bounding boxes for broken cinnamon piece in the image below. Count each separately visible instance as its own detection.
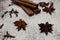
[0,24,4,29]
[14,19,27,31]
[12,0,37,9]
[20,5,34,16]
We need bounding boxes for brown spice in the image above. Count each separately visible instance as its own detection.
[38,22,53,35]
[43,2,55,15]
[14,19,27,31]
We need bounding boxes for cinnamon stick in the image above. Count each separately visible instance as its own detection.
[12,0,37,9]
[20,5,34,16]
[19,0,37,6]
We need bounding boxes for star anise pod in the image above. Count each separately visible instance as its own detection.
[38,22,53,35]
[14,19,27,31]
[43,2,55,15]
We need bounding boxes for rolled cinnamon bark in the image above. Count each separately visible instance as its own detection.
[12,0,37,9]
[20,5,34,16]
[19,0,37,6]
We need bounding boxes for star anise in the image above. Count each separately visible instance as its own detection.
[14,19,27,31]
[0,24,4,29]
[43,2,55,15]
[3,31,15,40]
[38,22,53,35]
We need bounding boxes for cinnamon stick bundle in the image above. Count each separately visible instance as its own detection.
[11,0,41,16]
